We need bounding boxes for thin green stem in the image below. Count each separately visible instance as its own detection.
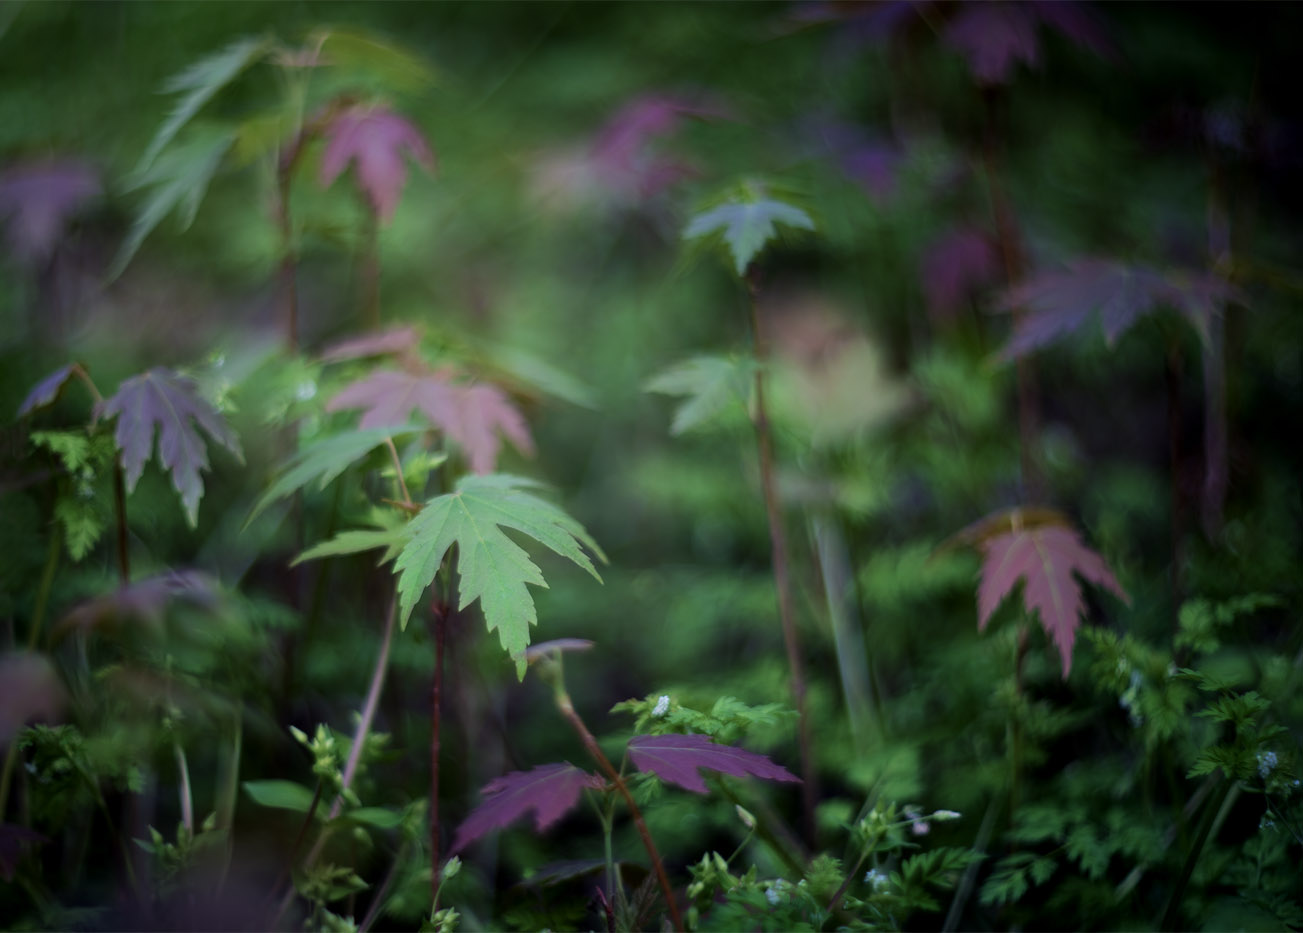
[1160,776,1233,930]
[216,711,243,893]
[174,741,194,835]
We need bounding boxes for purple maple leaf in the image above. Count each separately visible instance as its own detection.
[922,227,1000,318]
[0,159,101,265]
[997,258,1242,360]
[99,368,243,526]
[588,94,722,201]
[451,762,603,853]
[627,733,800,794]
[978,522,1129,678]
[17,363,80,417]
[800,117,902,201]
[944,1,1111,85]
[319,105,434,222]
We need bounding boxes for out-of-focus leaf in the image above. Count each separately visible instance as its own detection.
[293,526,407,567]
[921,227,999,318]
[55,570,221,637]
[243,779,317,814]
[0,652,66,744]
[487,345,597,409]
[313,27,436,93]
[136,35,270,174]
[248,424,424,523]
[626,733,800,793]
[996,259,1243,359]
[684,185,815,276]
[327,369,533,475]
[0,824,48,882]
[943,1,1110,86]
[976,514,1129,678]
[395,474,604,674]
[645,355,755,435]
[112,128,234,279]
[17,364,78,416]
[0,160,101,264]
[99,368,243,526]
[450,762,603,854]
[319,325,422,364]
[319,104,434,222]
[345,807,405,830]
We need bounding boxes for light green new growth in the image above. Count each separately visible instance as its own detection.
[644,355,757,435]
[683,189,815,277]
[394,474,605,677]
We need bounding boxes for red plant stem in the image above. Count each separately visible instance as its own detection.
[744,269,818,847]
[556,693,683,931]
[429,601,447,906]
[112,462,130,584]
[330,597,397,820]
[982,87,1044,504]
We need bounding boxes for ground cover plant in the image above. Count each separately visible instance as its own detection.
[2,2,1302,930]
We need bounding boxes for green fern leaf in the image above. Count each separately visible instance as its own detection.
[395,474,604,677]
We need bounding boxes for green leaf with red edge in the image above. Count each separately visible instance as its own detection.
[99,367,243,526]
[626,733,800,793]
[976,518,1129,678]
[327,368,533,475]
[451,762,603,854]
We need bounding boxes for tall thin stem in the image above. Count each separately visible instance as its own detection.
[744,268,818,846]
[555,692,683,931]
[429,600,447,906]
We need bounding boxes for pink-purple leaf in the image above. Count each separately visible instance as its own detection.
[17,364,79,417]
[943,1,1111,85]
[627,733,800,794]
[997,259,1242,360]
[451,762,603,853]
[0,159,101,265]
[319,104,434,223]
[922,227,999,318]
[977,523,1129,678]
[326,369,533,474]
[99,368,243,526]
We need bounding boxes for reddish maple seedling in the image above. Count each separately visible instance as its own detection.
[976,519,1129,678]
[326,368,534,474]
[450,762,604,854]
[319,104,434,222]
[627,733,800,794]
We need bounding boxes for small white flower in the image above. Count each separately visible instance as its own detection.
[652,695,670,717]
[1258,750,1278,779]
[295,379,317,401]
[765,887,781,906]
[931,809,961,821]
[865,869,888,892]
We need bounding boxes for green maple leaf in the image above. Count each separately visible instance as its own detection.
[395,474,605,677]
[644,354,756,435]
[683,184,815,276]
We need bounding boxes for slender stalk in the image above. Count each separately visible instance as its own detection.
[361,209,381,331]
[270,779,325,925]
[330,597,397,821]
[112,462,130,584]
[943,794,1001,932]
[743,267,818,846]
[216,711,243,893]
[174,742,194,835]
[429,599,447,906]
[1160,776,1233,930]
[982,87,1043,503]
[555,691,683,931]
